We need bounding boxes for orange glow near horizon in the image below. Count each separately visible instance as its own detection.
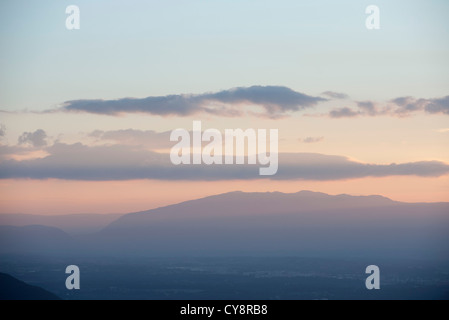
[0,177,447,215]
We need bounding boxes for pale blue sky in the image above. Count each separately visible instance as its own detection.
[0,0,448,111]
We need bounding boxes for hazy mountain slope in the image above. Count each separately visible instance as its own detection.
[95,191,449,260]
[1,191,447,260]
[0,213,123,235]
[0,225,73,254]
[0,272,60,300]
[106,191,398,229]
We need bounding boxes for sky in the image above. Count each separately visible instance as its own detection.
[0,0,448,214]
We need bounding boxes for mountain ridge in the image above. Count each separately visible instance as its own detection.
[0,213,124,235]
[1,191,448,260]
[0,272,61,300]
[104,190,400,231]
[92,190,449,260]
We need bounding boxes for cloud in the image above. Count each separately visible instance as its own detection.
[0,143,447,181]
[325,95,449,119]
[0,145,28,159]
[329,108,360,118]
[391,96,449,116]
[302,137,324,144]
[89,129,172,149]
[327,101,388,118]
[322,91,349,100]
[276,154,449,181]
[60,86,327,118]
[18,130,48,147]
[0,124,5,138]
[357,101,379,116]
[391,97,425,114]
[0,144,49,161]
[424,96,449,115]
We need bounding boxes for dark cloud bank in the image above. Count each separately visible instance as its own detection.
[61,86,326,118]
[0,143,447,181]
[58,85,448,119]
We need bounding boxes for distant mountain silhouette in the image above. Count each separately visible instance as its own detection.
[0,213,124,235]
[94,191,449,260]
[0,225,73,254]
[0,273,60,300]
[1,191,448,261]
[107,191,398,229]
